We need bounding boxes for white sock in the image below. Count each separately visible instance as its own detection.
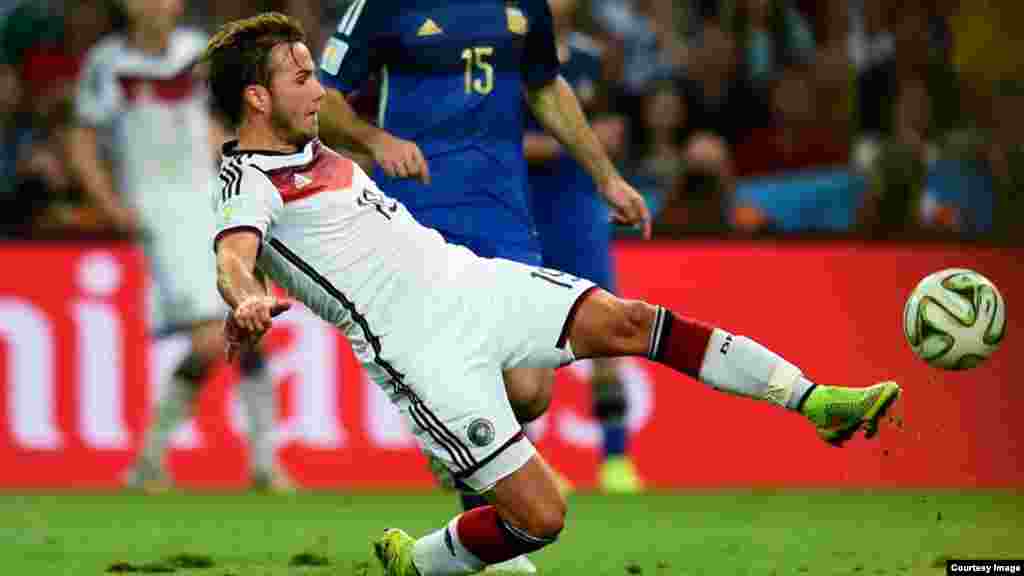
[239,369,275,478]
[412,516,486,576]
[698,329,815,410]
[140,377,193,473]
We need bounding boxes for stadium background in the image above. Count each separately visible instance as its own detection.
[1,0,1021,574]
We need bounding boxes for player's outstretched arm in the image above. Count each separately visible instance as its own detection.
[215,230,290,360]
[320,88,430,184]
[526,77,650,237]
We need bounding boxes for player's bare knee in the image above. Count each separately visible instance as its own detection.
[532,504,566,540]
[622,299,654,334]
[606,299,655,354]
[518,493,566,541]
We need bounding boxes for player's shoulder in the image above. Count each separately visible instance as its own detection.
[218,143,273,181]
[169,26,208,60]
[76,33,128,99]
[81,33,128,71]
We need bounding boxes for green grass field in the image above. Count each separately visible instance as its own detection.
[3,490,1021,575]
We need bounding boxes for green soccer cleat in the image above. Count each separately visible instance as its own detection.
[598,455,644,494]
[800,381,901,446]
[373,528,420,576]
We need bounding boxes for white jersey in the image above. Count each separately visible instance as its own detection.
[215,139,595,491]
[214,139,474,364]
[74,27,213,213]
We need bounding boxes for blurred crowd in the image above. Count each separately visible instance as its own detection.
[1,0,1020,241]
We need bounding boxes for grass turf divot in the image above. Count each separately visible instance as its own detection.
[288,552,330,567]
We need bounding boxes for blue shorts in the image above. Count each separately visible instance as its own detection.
[529,180,615,292]
[440,230,543,267]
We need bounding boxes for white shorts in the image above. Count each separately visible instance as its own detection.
[142,190,224,332]
[364,257,598,493]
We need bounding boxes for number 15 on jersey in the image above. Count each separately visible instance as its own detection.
[462,46,494,95]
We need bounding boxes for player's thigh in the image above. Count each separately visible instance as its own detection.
[490,453,567,538]
[372,357,537,494]
[482,258,597,370]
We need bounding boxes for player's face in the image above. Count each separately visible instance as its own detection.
[267,42,326,148]
[122,0,184,35]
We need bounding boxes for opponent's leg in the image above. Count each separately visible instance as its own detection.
[566,290,901,445]
[590,357,643,493]
[377,454,566,576]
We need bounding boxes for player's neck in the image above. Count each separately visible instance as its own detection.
[126,26,172,57]
[236,123,301,154]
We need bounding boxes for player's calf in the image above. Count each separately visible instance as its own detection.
[568,293,812,408]
[490,456,566,541]
[566,294,901,442]
[410,456,565,575]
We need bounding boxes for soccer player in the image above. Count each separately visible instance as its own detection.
[524,0,640,493]
[66,0,285,491]
[203,13,901,576]
[314,0,651,541]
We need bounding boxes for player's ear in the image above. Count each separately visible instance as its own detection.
[243,85,271,115]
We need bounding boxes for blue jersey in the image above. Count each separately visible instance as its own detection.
[525,35,615,291]
[319,0,560,262]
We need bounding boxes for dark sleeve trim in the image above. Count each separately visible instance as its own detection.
[213,226,264,258]
[556,285,600,349]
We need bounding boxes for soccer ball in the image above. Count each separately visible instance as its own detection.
[903,268,1006,370]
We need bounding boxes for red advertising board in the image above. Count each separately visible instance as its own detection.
[0,241,1021,489]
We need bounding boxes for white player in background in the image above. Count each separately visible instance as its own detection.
[66,0,288,492]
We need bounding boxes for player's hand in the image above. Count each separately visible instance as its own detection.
[225,296,291,361]
[368,132,431,185]
[599,176,652,239]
